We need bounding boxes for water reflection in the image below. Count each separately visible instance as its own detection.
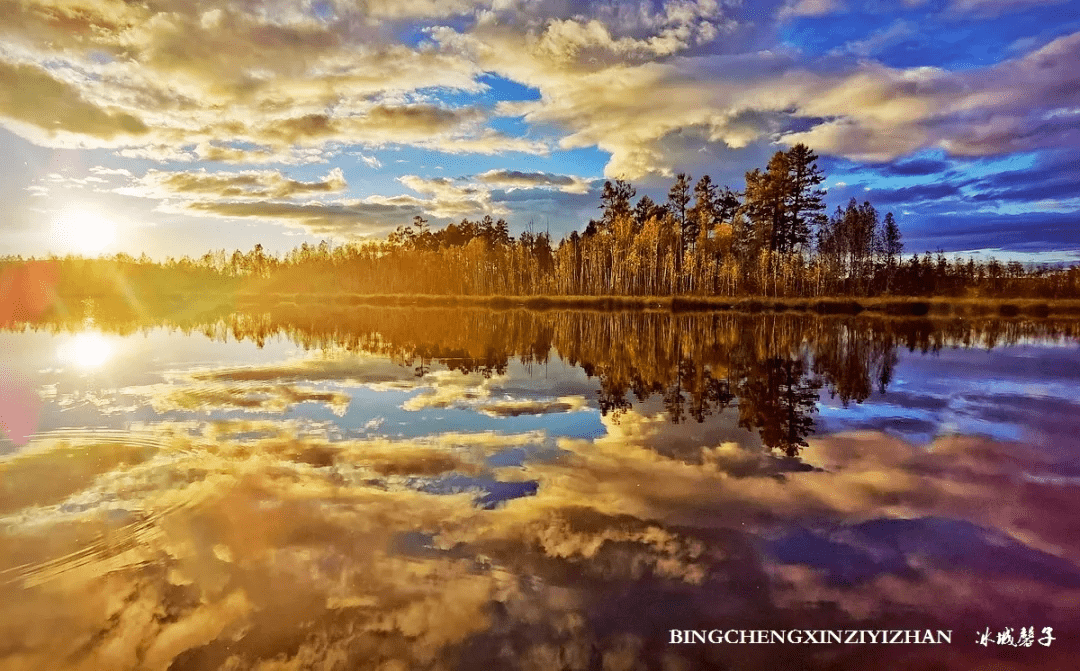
[1,305,1079,669]
[165,306,1075,456]
[56,331,115,370]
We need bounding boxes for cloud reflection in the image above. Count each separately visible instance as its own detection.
[402,369,591,418]
[143,382,352,417]
[3,312,1080,669]
[2,413,1079,669]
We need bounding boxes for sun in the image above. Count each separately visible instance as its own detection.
[54,209,118,255]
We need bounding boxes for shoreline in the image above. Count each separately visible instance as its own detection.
[13,290,1080,323]
[228,292,1080,318]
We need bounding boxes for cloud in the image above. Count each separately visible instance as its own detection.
[0,59,148,146]
[484,185,599,228]
[188,142,328,165]
[784,32,1080,161]
[394,174,520,217]
[122,168,347,200]
[829,20,918,58]
[398,174,476,198]
[420,129,549,156]
[820,44,1071,162]
[901,210,1080,254]
[401,370,494,411]
[437,21,795,178]
[0,440,155,515]
[0,426,519,669]
[475,169,592,194]
[1,0,1076,211]
[88,166,133,178]
[963,150,1080,204]
[9,307,1080,670]
[871,157,952,176]
[179,198,420,237]
[363,0,489,19]
[255,105,484,148]
[352,151,383,169]
[168,355,597,427]
[862,182,963,204]
[945,0,1071,17]
[778,0,846,20]
[113,167,508,235]
[0,1,524,161]
[426,9,1080,178]
[395,175,510,218]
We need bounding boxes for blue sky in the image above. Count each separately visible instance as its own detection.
[1,0,1078,261]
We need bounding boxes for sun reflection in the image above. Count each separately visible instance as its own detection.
[58,332,115,370]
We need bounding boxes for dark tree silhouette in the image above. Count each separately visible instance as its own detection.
[784,143,828,253]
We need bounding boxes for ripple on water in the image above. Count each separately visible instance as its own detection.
[0,428,206,588]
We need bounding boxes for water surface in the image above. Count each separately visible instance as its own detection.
[2,307,1079,670]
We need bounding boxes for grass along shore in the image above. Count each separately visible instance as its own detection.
[233,292,1080,318]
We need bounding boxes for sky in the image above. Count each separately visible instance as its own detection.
[1,0,1078,262]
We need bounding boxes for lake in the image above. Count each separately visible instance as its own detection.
[2,305,1079,670]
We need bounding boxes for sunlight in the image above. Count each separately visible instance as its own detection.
[57,332,115,370]
[53,209,118,255]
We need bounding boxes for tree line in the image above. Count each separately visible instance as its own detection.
[4,143,1079,300]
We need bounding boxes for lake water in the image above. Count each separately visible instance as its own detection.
[2,306,1079,670]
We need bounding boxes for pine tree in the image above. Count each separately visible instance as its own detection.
[599,179,636,233]
[688,175,718,245]
[881,212,902,265]
[632,195,666,233]
[783,144,828,254]
[716,186,742,227]
[743,153,793,255]
[667,173,692,292]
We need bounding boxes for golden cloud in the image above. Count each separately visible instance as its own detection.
[123,167,347,200]
[0,59,148,145]
[0,0,505,159]
[2,0,1076,183]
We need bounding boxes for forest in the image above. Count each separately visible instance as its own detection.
[3,143,1079,305]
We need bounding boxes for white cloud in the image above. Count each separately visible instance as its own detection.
[354,152,383,169]
[829,20,918,58]
[398,174,509,218]
[785,32,1080,160]
[778,0,845,19]
[946,0,1069,17]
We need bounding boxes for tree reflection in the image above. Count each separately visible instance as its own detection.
[6,300,1080,456]
[736,357,822,457]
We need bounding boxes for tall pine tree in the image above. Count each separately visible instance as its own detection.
[783,143,828,254]
[667,173,692,291]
